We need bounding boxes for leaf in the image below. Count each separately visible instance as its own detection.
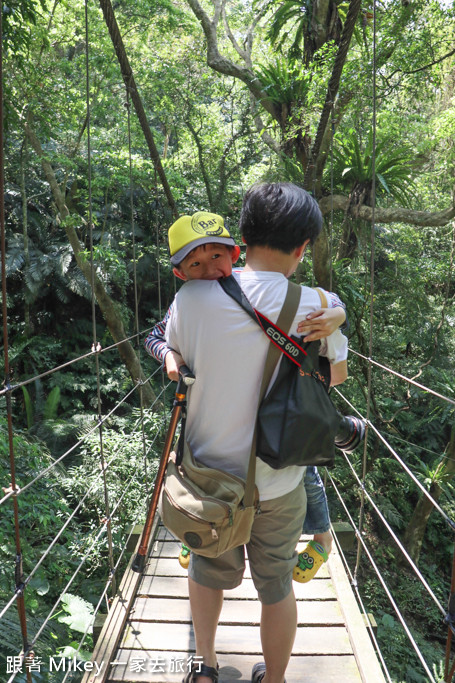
[43,386,61,421]
[57,593,94,634]
[21,386,34,429]
[57,645,92,661]
[29,573,50,596]
[376,172,391,195]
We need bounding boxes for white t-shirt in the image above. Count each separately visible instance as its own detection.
[166,270,347,501]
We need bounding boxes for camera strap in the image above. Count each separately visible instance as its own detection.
[218,275,314,371]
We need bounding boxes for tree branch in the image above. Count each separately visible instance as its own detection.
[185,0,280,120]
[319,195,455,226]
[389,46,455,78]
[186,120,214,210]
[304,0,362,189]
[251,107,281,155]
[98,0,178,218]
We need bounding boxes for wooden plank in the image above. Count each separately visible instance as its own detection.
[81,517,160,683]
[131,597,344,625]
[108,650,362,682]
[137,575,337,601]
[119,621,354,656]
[327,543,387,683]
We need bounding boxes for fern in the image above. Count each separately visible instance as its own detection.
[21,386,34,429]
[255,57,310,107]
[43,386,61,421]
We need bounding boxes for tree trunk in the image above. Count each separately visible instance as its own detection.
[319,194,455,226]
[304,0,362,189]
[98,0,179,220]
[24,120,157,407]
[403,425,455,564]
[311,226,331,289]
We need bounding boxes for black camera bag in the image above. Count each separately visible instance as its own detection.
[219,275,342,469]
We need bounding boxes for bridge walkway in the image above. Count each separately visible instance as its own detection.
[83,521,386,683]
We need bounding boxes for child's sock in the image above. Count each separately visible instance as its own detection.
[178,544,191,569]
[293,540,328,583]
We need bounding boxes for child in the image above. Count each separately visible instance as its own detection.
[145,210,346,582]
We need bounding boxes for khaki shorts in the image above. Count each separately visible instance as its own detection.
[188,480,307,605]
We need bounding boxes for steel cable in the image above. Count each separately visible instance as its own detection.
[330,530,393,683]
[334,387,455,531]
[7,468,141,681]
[0,368,163,507]
[0,326,155,398]
[348,348,455,407]
[329,476,438,683]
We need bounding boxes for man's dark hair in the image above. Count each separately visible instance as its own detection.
[239,182,323,252]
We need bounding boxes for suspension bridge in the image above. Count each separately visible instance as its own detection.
[83,519,386,683]
[1,0,455,682]
[1,320,455,683]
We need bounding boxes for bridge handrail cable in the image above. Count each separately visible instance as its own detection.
[329,475,438,683]
[335,387,455,532]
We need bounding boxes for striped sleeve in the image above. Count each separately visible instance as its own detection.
[144,304,173,364]
[326,290,346,309]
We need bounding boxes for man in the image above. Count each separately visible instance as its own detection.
[166,183,348,683]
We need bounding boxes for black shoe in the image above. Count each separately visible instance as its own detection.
[183,662,219,683]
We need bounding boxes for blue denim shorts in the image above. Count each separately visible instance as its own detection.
[302,466,331,535]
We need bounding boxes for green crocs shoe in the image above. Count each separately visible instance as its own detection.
[179,543,191,569]
[293,540,328,583]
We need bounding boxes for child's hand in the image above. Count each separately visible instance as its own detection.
[297,306,346,341]
[164,350,186,381]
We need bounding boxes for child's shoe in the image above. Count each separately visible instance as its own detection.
[178,544,191,569]
[293,540,328,583]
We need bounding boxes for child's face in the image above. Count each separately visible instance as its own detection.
[173,243,240,281]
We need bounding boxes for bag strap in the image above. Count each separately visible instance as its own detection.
[313,286,328,308]
[219,275,311,370]
[243,280,301,506]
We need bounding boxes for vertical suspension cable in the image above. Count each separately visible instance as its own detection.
[445,538,455,680]
[84,0,116,597]
[154,167,162,322]
[329,101,335,292]
[154,166,168,432]
[126,84,149,498]
[353,0,377,582]
[0,9,32,680]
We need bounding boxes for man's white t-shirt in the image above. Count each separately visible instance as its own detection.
[166,269,347,501]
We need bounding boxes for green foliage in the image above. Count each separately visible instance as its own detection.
[376,612,445,683]
[79,245,129,295]
[2,2,455,681]
[258,0,344,58]
[255,58,312,107]
[2,0,47,56]
[261,0,312,56]
[43,387,61,422]
[331,127,417,206]
[21,385,34,429]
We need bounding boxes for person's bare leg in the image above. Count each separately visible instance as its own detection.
[259,589,297,683]
[313,529,332,555]
[188,577,223,681]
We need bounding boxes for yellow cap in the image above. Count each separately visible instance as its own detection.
[169,212,235,265]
